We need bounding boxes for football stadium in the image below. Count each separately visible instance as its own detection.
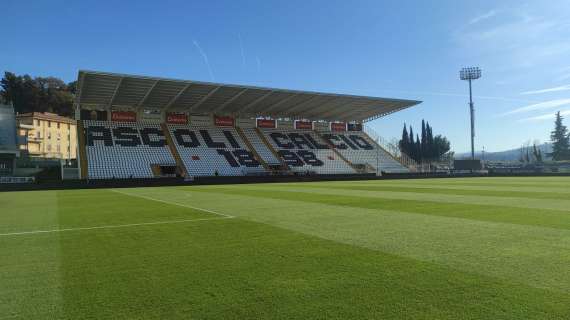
[1,70,569,319]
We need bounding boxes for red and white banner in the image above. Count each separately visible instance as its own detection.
[214,115,234,127]
[295,121,313,130]
[111,111,136,122]
[330,122,347,131]
[256,119,276,129]
[166,113,187,124]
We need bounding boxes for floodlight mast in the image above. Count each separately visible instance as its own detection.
[460,67,481,160]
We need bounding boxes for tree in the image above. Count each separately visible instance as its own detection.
[408,125,417,160]
[432,135,450,159]
[550,111,570,161]
[421,120,427,162]
[532,143,543,163]
[426,121,434,160]
[398,120,451,163]
[415,134,421,162]
[399,124,409,156]
[1,72,75,116]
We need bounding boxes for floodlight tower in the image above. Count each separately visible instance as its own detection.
[460,67,482,160]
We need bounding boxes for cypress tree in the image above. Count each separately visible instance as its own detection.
[415,134,421,163]
[421,120,427,161]
[409,126,415,160]
[426,122,434,160]
[550,111,570,161]
[399,124,409,155]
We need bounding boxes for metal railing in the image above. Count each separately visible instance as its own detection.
[363,125,420,171]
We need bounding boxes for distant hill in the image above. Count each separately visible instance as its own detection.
[456,143,552,161]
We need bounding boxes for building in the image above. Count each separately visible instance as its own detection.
[16,112,77,160]
[0,103,20,176]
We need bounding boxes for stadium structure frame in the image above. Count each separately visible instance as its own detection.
[74,70,422,180]
[75,70,421,123]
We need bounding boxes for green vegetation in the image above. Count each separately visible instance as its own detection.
[399,120,451,163]
[1,177,570,319]
[550,111,570,161]
[1,72,76,116]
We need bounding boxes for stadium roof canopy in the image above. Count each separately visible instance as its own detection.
[77,70,421,122]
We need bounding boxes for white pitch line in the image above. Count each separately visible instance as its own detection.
[111,189,234,218]
[0,216,233,237]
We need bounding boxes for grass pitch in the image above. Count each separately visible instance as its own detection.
[1,177,570,319]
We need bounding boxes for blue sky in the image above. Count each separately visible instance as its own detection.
[2,0,569,152]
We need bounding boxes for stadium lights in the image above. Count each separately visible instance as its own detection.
[459,67,482,160]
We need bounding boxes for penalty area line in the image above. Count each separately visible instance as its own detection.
[0,216,234,237]
[111,189,234,218]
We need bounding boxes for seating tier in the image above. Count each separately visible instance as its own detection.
[84,121,176,179]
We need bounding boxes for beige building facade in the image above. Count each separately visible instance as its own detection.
[17,112,77,160]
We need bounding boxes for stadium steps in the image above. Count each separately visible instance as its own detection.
[316,130,361,174]
[77,120,88,179]
[236,127,271,171]
[363,131,411,171]
[161,123,189,178]
[255,127,290,171]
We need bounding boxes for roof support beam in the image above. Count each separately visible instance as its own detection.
[334,103,379,122]
[239,90,273,114]
[318,98,356,118]
[136,80,160,111]
[191,86,221,113]
[107,77,124,109]
[264,93,299,114]
[164,83,192,111]
[210,88,248,114]
[285,96,321,115]
[304,97,348,119]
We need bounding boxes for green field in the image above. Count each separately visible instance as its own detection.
[1,177,570,319]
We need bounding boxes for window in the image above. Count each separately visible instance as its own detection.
[57,123,60,129]
[48,121,51,128]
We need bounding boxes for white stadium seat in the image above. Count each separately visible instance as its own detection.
[167,125,267,177]
[320,131,409,173]
[82,120,408,179]
[241,128,281,165]
[84,121,176,179]
[259,128,356,174]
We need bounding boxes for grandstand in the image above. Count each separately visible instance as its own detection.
[75,71,421,180]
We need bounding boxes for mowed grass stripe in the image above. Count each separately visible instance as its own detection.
[150,186,570,293]
[299,183,570,200]
[321,181,570,195]
[244,185,570,212]
[51,189,215,231]
[188,186,570,230]
[365,177,570,188]
[47,214,570,318]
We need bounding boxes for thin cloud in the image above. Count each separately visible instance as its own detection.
[521,84,570,95]
[519,109,570,122]
[381,89,536,104]
[238,33,246,68]
[469,10,498,25]
[192,40,215,81]
[499,99,570,116]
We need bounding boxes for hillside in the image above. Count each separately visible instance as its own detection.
[456,143,552,161]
